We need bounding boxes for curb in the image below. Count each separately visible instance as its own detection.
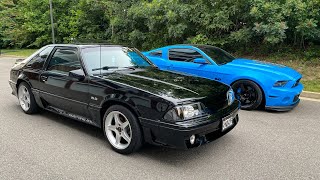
[301,91,320,100]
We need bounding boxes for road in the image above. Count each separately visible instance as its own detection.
[1,57,319,180]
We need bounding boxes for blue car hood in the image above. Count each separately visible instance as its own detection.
[224,58,301,80]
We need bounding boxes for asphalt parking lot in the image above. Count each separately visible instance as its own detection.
[1,57,320,179]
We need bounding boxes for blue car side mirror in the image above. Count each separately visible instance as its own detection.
[193,58,208,64]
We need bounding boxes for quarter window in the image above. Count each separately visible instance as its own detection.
[26,46,53,69]
[168,48,204,62]
[47,48,81,74]
[149,50,162,57]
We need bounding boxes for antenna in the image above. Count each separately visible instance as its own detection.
[100,45,102,76]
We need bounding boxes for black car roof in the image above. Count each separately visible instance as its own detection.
[46,44,127,48]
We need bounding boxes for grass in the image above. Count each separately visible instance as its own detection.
[0,49,38,57]
[0,48,319,92]
[235,50,320,92]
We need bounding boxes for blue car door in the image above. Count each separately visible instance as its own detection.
[166,48,214,78]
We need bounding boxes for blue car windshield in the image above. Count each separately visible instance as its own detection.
[81,46,152,75]
[197,45,235,65]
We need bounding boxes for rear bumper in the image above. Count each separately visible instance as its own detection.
[140,105,239,149]
[265,83,303,111]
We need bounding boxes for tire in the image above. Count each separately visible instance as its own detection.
[17,82,39,114]
[231,80,263,110]
[102,105,143,154]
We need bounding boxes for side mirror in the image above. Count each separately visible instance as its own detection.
[193,58,208,64]
[69,69,85,81]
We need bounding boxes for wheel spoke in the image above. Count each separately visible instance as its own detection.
[115,132,121,145]
[122,121,129,129]
[114,113,121,126]
[107,125,116,132]
[122,131,131,143]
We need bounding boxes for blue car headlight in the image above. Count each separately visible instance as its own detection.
[274,80,289,87]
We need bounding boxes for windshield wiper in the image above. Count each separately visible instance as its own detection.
[92,66,118,71]
[92,66,136,71]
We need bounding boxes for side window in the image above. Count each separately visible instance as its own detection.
[168,48,203,62]
[47,48,81,74]
[149,50,162,57]
[26,46,53,69]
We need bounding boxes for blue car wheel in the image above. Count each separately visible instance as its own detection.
[231,80,263,110]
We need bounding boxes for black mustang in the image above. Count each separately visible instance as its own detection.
[9,44,240,154]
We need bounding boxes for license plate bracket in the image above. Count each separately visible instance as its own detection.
[221,114,235,132]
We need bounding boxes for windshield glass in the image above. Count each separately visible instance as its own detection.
[197,45,235,65]
[81,46,152,75]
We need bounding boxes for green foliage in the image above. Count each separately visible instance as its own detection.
[0,0,319,50]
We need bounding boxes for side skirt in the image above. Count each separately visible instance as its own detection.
[46,106,100,128]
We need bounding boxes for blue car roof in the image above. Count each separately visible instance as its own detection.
[160,44,219,50]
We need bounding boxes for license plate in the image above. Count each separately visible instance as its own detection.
[222,115,234,132]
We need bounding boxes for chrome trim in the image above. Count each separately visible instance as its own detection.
[32,88,88,105]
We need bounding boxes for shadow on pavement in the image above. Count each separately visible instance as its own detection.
[11,103,236,165]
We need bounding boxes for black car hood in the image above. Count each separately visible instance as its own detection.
[99,68,230,107]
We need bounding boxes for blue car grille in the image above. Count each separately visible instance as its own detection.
[292,78,301,88]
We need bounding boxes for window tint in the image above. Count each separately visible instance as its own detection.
[168,48,203,62]
[197,45,235,65]
[26,46,53,69]
[47,48,81,74]
[149,50,162,57]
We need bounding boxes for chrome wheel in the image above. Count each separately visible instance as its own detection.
[104,111,132,150]
[18,84,31,111]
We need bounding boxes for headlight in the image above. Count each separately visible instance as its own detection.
[163,103,204,122]
[274,80,289,87]
[227,89,235,105]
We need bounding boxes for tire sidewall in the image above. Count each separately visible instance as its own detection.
[102,105,143,154]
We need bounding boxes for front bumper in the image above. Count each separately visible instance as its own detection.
[265,83,303,111]
[266,99,300,111]
[140,102,240,149]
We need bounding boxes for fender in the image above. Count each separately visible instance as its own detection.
[17,72,32,89]
[89,93,142,128]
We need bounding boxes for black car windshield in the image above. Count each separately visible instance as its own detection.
[81,46,152,75]
[197,45,235,65]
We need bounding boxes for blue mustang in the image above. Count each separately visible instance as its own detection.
[143,44,303,111]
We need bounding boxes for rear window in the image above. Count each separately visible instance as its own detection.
[26,46,53,69]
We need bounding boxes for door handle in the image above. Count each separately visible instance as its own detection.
[40,75,48,82]
[214,77,221,81]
